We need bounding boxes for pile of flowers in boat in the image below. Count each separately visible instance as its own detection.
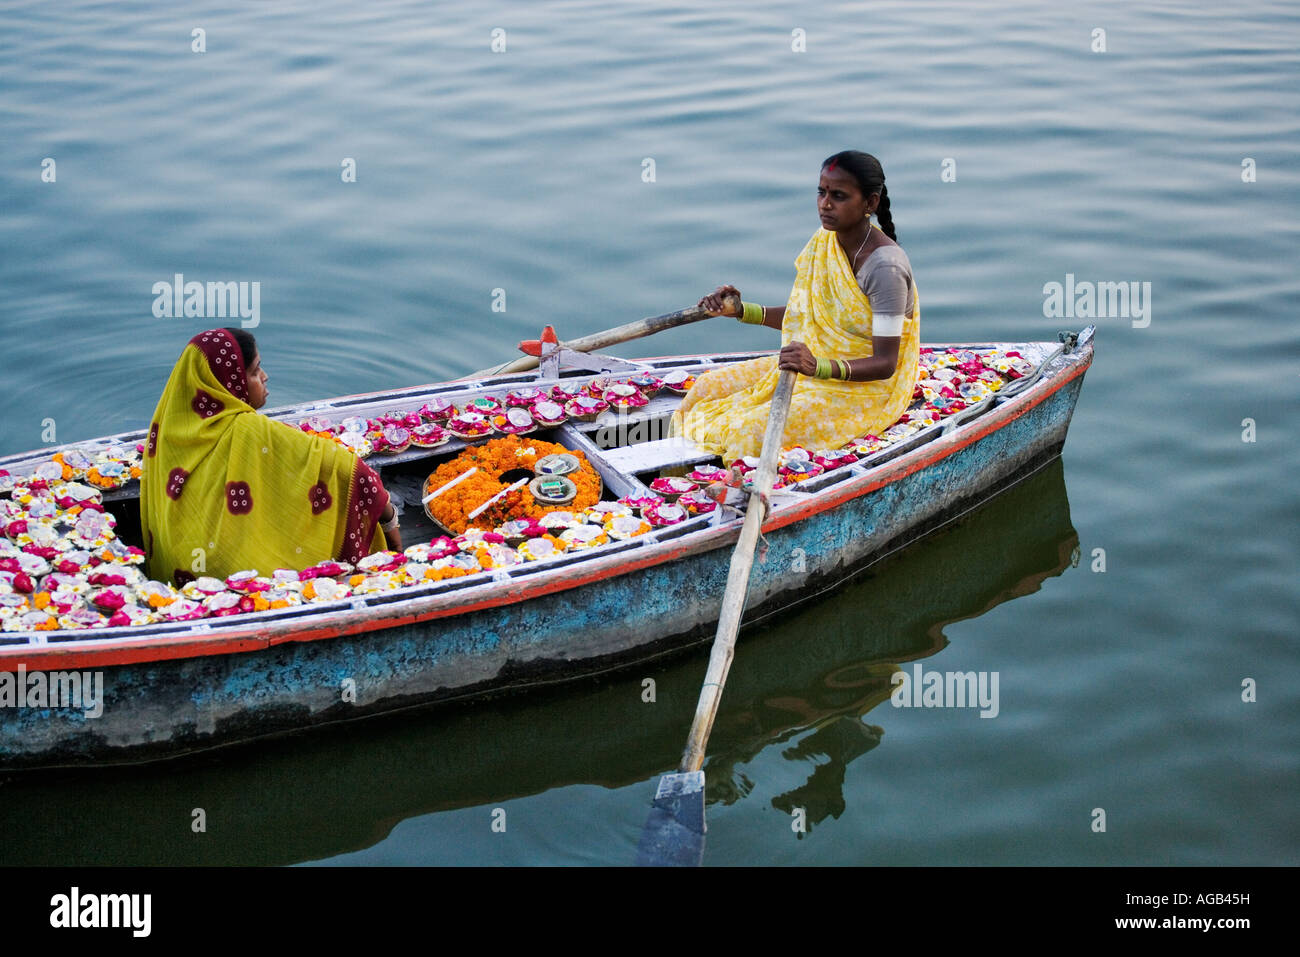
[0,348,1032,635]
[0,443,144,495]
[304,368,700,457]
[295,346,1033,458]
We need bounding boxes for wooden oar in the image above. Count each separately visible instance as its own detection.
[467,298,738,379]
[636,367,797,867]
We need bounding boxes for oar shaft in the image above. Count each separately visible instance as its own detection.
[569,306,713,351]
[469,300,734,379]
[679,368,796,773]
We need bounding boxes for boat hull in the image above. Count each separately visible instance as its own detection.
[0,338,1091,768]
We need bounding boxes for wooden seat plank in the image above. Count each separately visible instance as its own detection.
[598,437,716,475]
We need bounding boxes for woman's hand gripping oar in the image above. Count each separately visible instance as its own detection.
[636,368,797,867]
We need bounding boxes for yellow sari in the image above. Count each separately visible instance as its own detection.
[140,329,388,585]
[672,227,920,460]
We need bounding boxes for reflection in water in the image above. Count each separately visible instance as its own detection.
[771,718,885,832]
[697,455,1077,832]
[0,459,1075,864]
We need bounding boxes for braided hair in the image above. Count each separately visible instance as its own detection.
[822,150,897,242]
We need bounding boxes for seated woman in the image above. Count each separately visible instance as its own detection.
[140,328,401,585]
[671,150,919,461]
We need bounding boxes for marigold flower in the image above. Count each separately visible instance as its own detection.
[424,436,601,534]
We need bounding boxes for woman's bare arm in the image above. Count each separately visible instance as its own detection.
[778,335,899,381]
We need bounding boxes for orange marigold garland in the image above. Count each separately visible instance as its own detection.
[424,436,601,535]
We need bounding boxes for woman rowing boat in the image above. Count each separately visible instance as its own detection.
[671,150,920,461]
[140,328,401,585]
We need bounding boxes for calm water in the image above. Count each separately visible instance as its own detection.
[0,0,1296,866]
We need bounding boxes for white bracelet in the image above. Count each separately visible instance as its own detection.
[381,513,400,532]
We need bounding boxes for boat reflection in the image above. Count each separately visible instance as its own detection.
[0,458,1077,865]
[698,456,1079,831]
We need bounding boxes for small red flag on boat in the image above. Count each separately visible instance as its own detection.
[517,325,559,358]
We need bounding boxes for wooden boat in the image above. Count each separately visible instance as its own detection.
[0,327,1094,768]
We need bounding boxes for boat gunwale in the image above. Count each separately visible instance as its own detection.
[0,336,1092,671]
[0,352,762,474]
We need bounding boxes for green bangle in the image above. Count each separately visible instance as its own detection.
[814,357,833,379]
[836,359,852,380]
[739,301,765,325]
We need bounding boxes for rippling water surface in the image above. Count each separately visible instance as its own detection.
[1,0,1296,865]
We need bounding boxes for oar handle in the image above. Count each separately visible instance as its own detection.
[679,367,796,773]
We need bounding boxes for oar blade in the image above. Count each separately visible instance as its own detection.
[635,770,706,867]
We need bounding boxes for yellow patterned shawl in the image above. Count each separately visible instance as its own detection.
[140,329,388,585]
[672,227,920,461]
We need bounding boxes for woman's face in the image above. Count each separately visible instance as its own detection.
[817,166,878,233]
[245,351,269,409]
